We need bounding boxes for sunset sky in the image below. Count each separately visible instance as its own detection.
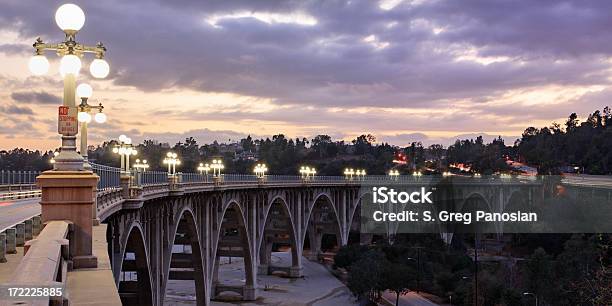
[1,0,612,150]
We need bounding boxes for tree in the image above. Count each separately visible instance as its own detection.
[240,135,255,152]
[523,247,553,303]
[382,262,414,306]
[566,112,579,131]
[347,249,386,302]
[334,244,368,270]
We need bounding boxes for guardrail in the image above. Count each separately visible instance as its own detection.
[0,189,42,201]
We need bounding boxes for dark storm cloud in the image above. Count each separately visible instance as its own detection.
[1,0,611,110]
[11,91,61,104]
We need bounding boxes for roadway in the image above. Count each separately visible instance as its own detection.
[0,198,40,231]
[382,291,438,306]
[562,173,612,188]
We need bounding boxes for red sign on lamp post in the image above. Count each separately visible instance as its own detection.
[58,106,78,136]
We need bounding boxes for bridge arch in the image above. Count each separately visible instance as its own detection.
[257,194,300,277]
[458,191,493,214]
[347,189,373,235]
[504,189,530,212]
[162,206,206,306]
[116,222,153,306]
[450,192,494,249]
[211,199,256,301]
[302,192,343,260]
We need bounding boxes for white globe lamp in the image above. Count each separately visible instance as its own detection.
[76,83,93,99]
[28,55,49,75]
[90,59,110,78]
[59,54,81,77]
[94,112,107,123]
[55,4,85,33]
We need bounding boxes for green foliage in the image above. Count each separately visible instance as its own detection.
[333,244,368,270]
[382,262,414,306]
[0,148,54,171]
[523,247,553,302]
[346,249,386,301]
[447,136,511,174]
[516,107,612,174]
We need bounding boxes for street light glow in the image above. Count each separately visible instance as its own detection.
[163,152,181,175]
[90,58,110,78]
[114,135,137,173]
[76,83,93,98]
[77,111,91,123]
[28,55,49,75]
[300,166,316,179]
[59,54,81,76]
[254,163,268,178]
[94,112,107,123]
[55,3,85,33]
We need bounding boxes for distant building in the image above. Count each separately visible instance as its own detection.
[234,150,258,161]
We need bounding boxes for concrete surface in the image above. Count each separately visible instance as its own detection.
[0,246,25,284]
[164,252,359,306]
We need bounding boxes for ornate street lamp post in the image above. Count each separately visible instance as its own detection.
[163,152,180,176]
[197,163,210,181]
[344,168,355,180]
[133,159,149,186]
[299,166,316,181]
[355,169,366,180]
[388,169,400,180]
[29,3,110,171]
[112,135,137,175]
[76,83,106,170]
[210,159,225,184]
[211,159,224,177]
[254,163,268,183]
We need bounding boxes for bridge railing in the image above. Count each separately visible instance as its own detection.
[0,164,545,195]
[91,163,121,190]
[0,170,41,185]
[140,170,168,185]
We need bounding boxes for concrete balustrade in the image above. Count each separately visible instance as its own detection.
[15,223,25,246]
[0,233,6,263]
[32,215,42,235]
[24,219,33,240]
[5,228,16,254]
[5,221,71,305]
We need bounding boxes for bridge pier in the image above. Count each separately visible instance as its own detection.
[37,170,99,268]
